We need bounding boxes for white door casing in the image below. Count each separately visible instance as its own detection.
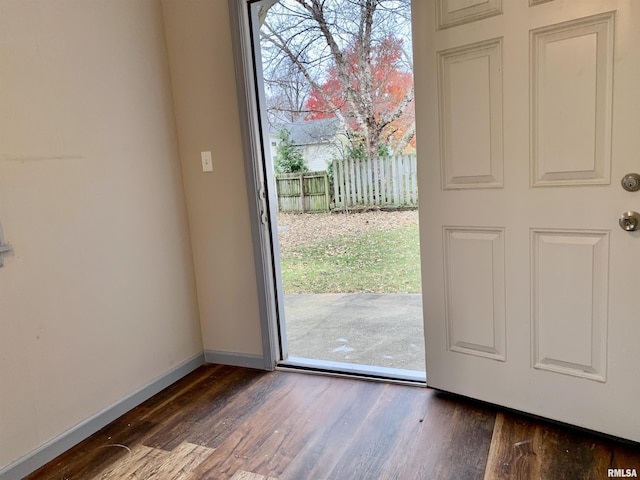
[414,0,640,441]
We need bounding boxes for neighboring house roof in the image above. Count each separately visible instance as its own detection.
[270,118,344,146]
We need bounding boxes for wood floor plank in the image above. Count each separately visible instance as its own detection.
[190,372,334,479]
[277,378,389,480]
[484,412,541,480]
[323,383,428,479]
[97,444,162,479]
[427,394,496,479]
[145,442,215,480]
[23,418,159,480]
[245,376,387,478]
[484,412,640,480]
[182,367,295,450]
[131,364,227,420]
[94,441,215,479]
[376,391,496,480]
[373,389,460,480]
[143,366,268,451]
[230,471,278,480]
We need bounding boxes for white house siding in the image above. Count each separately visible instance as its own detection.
[303,143,340,172]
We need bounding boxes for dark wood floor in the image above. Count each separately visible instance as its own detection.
[25,365,640,480]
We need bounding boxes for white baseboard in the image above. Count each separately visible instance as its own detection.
[0,353,205,480]
[204,349,267,370]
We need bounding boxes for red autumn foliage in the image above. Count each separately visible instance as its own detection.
[305,34,415,153]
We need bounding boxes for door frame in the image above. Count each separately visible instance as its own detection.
[227,0,426,382]
[228,0,287,371]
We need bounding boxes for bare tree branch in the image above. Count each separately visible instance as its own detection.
[261,23,347,127]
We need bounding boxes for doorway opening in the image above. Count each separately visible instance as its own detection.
[248,0,424,382]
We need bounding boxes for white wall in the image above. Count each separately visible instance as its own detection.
[304,144,340,172]
[161,0,264,357]
[0,0,202,469]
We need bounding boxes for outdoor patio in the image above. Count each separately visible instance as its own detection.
[283,293,425,374]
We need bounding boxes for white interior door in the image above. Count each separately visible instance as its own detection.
[414,0,640,442]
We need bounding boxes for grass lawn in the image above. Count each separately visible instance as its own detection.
[280,224,421,294]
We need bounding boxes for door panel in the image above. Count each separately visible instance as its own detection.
[438,38,504,188]
[531,12,614,186]
[443,227,506,361]
[531,229,610,382]
[414,0,640,441]
[436,0,503,30]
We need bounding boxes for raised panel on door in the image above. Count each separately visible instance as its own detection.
[438,38,504,189]
[530,12,614,187]
[436,0,502,30]
[444,227,506,361]
[530,0,555,6]
[531,229,609,382]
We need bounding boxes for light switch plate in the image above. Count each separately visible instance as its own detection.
[201,151,213,172]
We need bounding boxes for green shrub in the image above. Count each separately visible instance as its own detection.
[274,128,307,174]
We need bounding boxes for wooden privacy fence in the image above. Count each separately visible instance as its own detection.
[275,171,330,213]
[333,155,418,209]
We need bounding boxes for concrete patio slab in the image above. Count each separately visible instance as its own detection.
[283,293,425,372]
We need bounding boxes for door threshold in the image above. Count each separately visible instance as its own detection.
[277,356,427,386]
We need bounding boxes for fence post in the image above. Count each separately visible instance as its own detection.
[338,159,343,208]
[345,158,352,208]
[324,172,330,211]
[299,173,305,213]
[373,157,378,204]
[412,156,418,204]
[366,156,373,205]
